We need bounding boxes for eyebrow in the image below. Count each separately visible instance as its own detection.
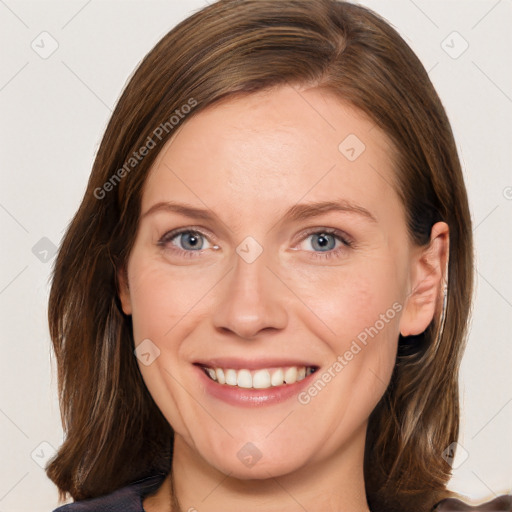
[141,199,377,225]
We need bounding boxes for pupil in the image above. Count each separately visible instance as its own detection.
[314,233,334,251]
[183,232,201,250]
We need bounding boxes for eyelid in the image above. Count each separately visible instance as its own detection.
[295,226,353,246]
[159,225,216,242]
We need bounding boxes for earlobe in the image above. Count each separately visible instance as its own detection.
[399,222,449,337]
[117,266,132,316]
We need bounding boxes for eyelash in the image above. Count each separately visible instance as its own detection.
[157,227,353,261]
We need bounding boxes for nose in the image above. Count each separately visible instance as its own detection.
[212,249,289,340]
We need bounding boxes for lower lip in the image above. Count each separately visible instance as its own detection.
[194,365,316,407]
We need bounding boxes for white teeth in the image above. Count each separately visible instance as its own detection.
[283,366,297,384]
[225,369,238,386]
[206,368,217,381]
[215,368,225,384]
[237,369,252,388]
[271,368,284,386]
[252,369,271,389]
[202,365,315,389]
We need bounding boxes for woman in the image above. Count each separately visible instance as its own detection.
[46,0,479,511]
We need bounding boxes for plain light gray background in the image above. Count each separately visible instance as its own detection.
[1,1,511,510]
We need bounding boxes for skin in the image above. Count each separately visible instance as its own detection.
[118,84,449,512]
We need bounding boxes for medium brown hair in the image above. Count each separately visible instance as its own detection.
[47,1,474,511]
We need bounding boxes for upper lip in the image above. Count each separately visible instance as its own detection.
[194,358,319,370]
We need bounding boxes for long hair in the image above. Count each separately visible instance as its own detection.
[46,1,474,511]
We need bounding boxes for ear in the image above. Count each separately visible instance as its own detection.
[399,221,449,337]
[116,265,132,316]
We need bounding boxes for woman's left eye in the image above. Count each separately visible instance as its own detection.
[296,229,352,260]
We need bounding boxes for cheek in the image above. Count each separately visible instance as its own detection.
[127,255,212,341]
[128,268,172,342]
[290,257,403,413]
[289,258,403,344]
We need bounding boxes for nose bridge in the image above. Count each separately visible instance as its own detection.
[212,239,288,338]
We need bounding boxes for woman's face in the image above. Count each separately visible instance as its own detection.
[118,84,443,479]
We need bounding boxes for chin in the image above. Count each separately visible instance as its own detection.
[202,440,312,480]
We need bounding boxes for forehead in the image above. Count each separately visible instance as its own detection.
[141,85,403,229]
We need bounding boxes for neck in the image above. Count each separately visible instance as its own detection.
[145,424,371,512]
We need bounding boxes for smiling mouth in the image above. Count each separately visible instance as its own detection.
[197,364,318,389]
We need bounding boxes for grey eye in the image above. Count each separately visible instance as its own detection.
[174,231,206,251]
[309,233,337,252]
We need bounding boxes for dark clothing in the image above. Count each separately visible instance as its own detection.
[52,473,511,512]
[52,473,167,512]
[434,494,512,511]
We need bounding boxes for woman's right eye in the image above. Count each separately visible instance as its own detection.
[157,229,214,257]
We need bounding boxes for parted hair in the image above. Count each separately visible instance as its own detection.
[46,1,474,511]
